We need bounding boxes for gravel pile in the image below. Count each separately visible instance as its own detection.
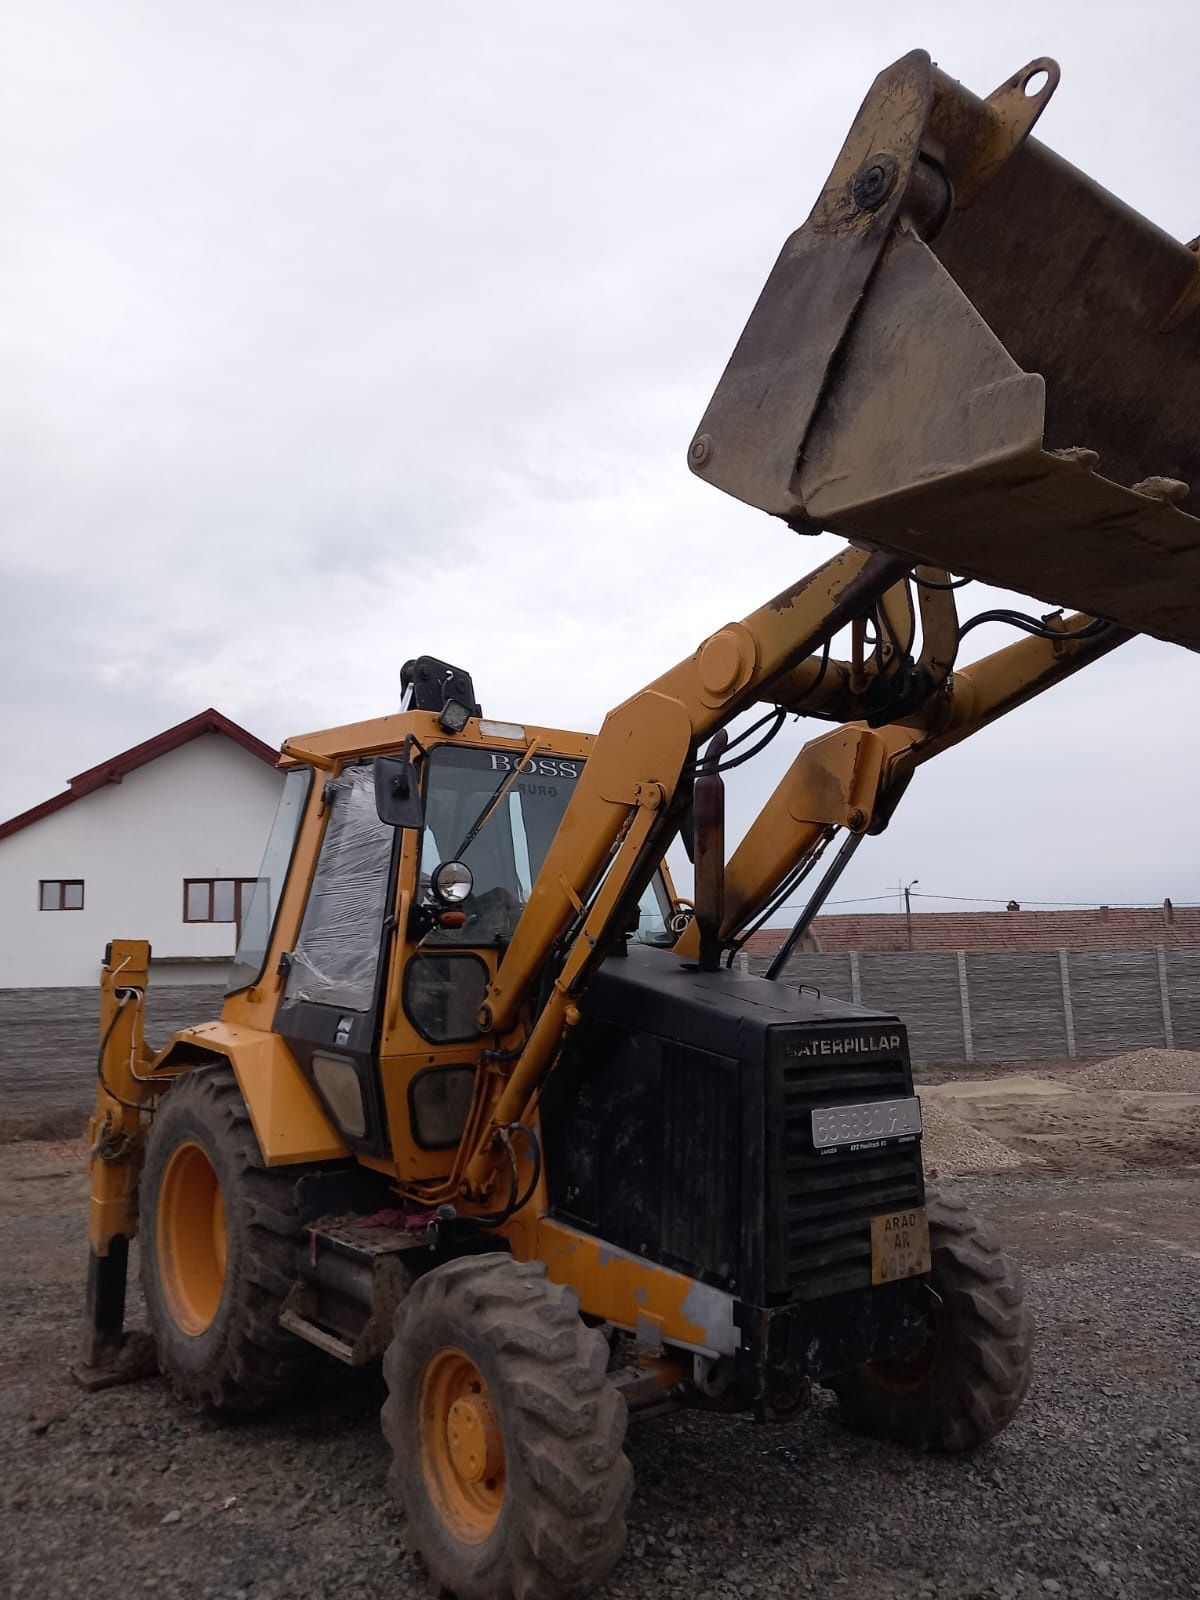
[1075,1048,1200,1092]
[922,1098,1025,1176]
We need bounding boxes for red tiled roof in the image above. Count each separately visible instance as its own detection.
[0,709,279,843]
[743,903,1200,955]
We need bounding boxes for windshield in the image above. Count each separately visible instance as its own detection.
[420,745,671,947]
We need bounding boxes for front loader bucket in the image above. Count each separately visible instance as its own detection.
[690,52,1200,651]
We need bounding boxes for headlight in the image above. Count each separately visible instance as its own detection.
[431,860,473,904]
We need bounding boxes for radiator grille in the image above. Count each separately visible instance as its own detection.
[770,1047,924,1300]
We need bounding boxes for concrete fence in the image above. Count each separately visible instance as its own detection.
[746,946,1200,1064]
[3,945,1198,1129]
[0,984,227,1128]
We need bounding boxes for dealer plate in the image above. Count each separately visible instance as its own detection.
[870,1207,932,1285]
[810,1095,922,1153]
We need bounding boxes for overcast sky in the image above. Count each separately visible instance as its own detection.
[4,1,1199,917]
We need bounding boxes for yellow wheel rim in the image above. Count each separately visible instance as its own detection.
[419,1347,506,1542]
[157,1140,228,1336]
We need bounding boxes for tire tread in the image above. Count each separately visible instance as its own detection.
[139,1064,318,1413]
[382,1254,631,1600]
[828,1189,1033,1452]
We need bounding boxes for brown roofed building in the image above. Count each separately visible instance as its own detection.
[744,901,1198,958]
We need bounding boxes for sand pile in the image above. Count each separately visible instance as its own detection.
[1075,1048,1200,1092]
[921,1097,1026,1176]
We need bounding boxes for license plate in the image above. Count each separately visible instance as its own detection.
[870,1207,932,1285]
[810,1095,922,1153]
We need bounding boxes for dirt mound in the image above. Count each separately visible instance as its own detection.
[921,1097,1026,1177]
[1075,1048,1200,1092]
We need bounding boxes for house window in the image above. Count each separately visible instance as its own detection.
[40,879,84,911]
[184,878,259,930]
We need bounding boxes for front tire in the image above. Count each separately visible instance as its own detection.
[139,1065,319,1412]
[382,1254,632,1600]
[828,1191,1033,1451]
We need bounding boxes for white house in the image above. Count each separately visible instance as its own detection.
[0,710,285,988]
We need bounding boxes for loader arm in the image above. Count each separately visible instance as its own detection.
[462,570,1127,1195]
[675,606,1132,958]
[458,544,906,1190]
[476,556,961,1052]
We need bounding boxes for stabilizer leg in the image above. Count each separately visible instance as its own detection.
[72,939,159,1391]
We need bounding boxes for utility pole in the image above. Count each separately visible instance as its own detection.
[904,878,919,950]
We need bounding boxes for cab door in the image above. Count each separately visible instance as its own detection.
[274,762,399,1158]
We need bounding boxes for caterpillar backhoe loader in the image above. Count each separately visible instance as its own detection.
[76,50,1199,1600]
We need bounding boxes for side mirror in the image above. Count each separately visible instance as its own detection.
[374,754,425,830]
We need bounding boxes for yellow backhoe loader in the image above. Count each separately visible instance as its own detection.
[76,51,1198,1600]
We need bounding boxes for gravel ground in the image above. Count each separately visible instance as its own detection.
[2,1151,1197,1600]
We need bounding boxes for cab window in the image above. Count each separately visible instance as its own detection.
[419,745,584,946]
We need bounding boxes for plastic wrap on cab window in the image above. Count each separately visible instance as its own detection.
[285,764,393,1012]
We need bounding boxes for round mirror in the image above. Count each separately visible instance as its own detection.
[431,859,474,904]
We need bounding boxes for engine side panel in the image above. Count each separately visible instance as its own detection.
[541,1017,745,1293]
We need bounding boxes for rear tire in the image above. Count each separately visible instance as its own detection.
[382,1253,632,1600]
[827,1191,1033,1451]
[139,1064,319,1412]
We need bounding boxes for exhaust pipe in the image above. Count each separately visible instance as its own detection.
[692,731,728,972]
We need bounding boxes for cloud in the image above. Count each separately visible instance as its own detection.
[3,0,1199,913]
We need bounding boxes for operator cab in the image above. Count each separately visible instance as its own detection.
[225,657,678,1167]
